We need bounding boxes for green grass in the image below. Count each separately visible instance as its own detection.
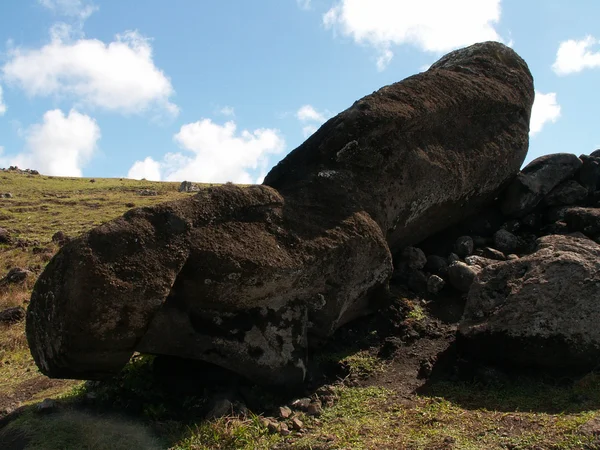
[0,409,164,450]
[0,171,205,243]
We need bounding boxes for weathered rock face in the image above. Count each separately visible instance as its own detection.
[27,41,535,386]
[501,153,582,217]
[27,185,391,384]
[459,235,600,370]
[265,41,534,253]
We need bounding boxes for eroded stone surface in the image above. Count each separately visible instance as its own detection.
[459,234,600,370]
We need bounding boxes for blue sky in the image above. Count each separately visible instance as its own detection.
[0,0,598,182]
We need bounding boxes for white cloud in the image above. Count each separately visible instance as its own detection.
[2,30,178,116]
[323,0,502,70]
[297,104,326,123]
[530,91,561,137]
[297,0,312,10]
[219,106,235,117]
[297,105,328,137]
[127,156,161,181]
[0,109,100,176]
[552,36,600,76]
[39,0,98,20]
[127,119,285,184]
[0,85,6,115]
[302,125,319,138]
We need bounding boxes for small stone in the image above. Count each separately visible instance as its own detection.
[0,228,11,244]
[2,193,13,198]
[291,417,304,431]
[506,254,519,260]
[36,398,57,414]
[447,253,460,264]
[0,268,29,285]
[0,306,26,325]
[279,422,290,436]
[178,181,201,193]
[291,398,311,411]
[418,359,434,378]
[479,247,506,261]
[427,275,445,294]
[89,178,96,183]
[447,262,479,293]
[494,229,518,254]
[464,255,496,268]
[454,236,474,258]
[425,255,448,276]
[51,231,70,247]
[279,406,292,419]
[400,246,427,270]
[307,401,322,417]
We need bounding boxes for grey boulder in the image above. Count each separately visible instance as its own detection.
[459,234,600,370]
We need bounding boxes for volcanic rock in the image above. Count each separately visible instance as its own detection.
[459,234,600,370]
[265,41,534,252]
[501,153,582,217]
[26,41,535,386]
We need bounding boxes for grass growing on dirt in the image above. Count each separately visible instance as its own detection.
[0,170,201,243]
[0,409,164,450]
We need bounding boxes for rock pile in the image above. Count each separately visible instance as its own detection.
[26,41,535,385]
[388,150,600,372]
[1,166,39,175]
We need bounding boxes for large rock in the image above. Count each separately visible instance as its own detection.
[27,42,535,386]
[501,153,583,217]
[565,207,600,237]
[265,41,534,253]
[459,234,600,370]
[27,185,391,384]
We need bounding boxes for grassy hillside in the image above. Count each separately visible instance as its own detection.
[1,170,599,450]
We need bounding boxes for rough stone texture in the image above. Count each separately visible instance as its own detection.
[501,153,583,217]
[26,42,535,386]
[565,207,600,236]
[447,262,480,293]
[579,155,600,192]
[0,306,26,324]
[454,236,474,258]
[27,185,392,385]
[0,268,29,286]
[459,234,600,370]
[399,247,427,270]
[478,247,506,261]
[493,229,518,254]
[544,180,588,206]
[0,228,10,244]
[425,255,448,277]
[178,181,201,193]
[265,41,534,253]
[427,275,445,295]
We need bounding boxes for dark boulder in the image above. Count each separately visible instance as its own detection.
[565,207,600,236]
[580,155,600,192]
[459,234,600,370]
[265,41,534,253]
[0,228,10,244]
[28,185,392,384]
[544,180,588,206]
[501,153,582,217]
[0,306,26,324]
[447,262,479,293]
